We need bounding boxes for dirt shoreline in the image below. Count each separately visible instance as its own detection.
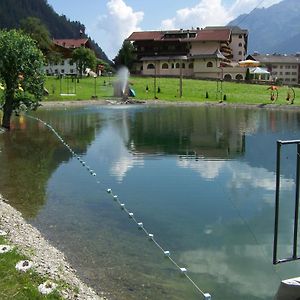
[40,99,300,111]
[0,194,108,300]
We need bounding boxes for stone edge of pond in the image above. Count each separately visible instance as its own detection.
[0,194,109,300]
[40,99,300,111]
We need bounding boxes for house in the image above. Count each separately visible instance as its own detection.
[247,53,300,84]
[44,38,93,76]
[126,26,248,80]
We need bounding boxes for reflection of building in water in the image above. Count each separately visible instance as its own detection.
[128,107,251,159]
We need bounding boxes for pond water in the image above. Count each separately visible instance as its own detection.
[1,105,300,299]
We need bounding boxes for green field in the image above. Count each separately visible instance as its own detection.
[43,75,299,105]
[0,75,299,105]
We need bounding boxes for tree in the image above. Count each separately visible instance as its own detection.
[71,47,97,77]
[0,30,45,130]
[20,17,52,54]
[114,41,135,71]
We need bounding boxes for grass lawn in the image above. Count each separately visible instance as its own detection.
[0,236,62,300]
[0,75,298,105]
[43,75,299,105]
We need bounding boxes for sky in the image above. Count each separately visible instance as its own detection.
[46,0,282,59]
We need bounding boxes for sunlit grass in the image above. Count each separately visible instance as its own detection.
[0,236,62,300]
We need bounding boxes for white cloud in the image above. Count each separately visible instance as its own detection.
[161,0,231,30]
[161,0,282,30]
[97,0,144,59]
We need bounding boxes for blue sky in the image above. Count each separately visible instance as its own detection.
[47,0,282,59]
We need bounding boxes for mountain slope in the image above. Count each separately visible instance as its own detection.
[228,0,300,54]
[0,0,110,62]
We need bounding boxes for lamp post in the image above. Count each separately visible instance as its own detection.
[92,75,97,99]
[154,52,158,99]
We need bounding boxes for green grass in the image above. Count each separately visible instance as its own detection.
[43,75,300,105]
[0,236,62,300]
[1,75,299,105]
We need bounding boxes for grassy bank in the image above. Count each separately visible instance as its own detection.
[42,75,300,105]
[0,236,62,300]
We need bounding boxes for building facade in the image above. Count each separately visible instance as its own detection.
[126,26,248,80]
[247,53,300,84]
[44,38,93,76]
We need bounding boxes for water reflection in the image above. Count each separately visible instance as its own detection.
[1,105,300,299]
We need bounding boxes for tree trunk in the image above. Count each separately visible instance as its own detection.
[1,90,14,130]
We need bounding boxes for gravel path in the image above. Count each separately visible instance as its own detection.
[0,194,108,300]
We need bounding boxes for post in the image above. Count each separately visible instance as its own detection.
[179,59,183,98]
[273,141,282,264]
[293,143,300,259]
[154,62,157,99]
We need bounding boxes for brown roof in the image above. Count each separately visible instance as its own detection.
[195,29,231,41]
[127,31,163,41]
[53,39,89,48]
[127,28,231,42]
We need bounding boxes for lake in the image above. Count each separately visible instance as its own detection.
[1,104,300,300]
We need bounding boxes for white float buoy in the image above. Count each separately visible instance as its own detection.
[113,195,118,201]
[180,267,187,274]
[164,251,170,257]
[120,203,125,209]
[138,222,143,228]
[148,234,154,240]
[204,293,212,300]
[129,212,134,218]
[107,189,112,194]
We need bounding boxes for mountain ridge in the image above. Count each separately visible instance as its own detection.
[228,0,300,54]
[0,0,110,63]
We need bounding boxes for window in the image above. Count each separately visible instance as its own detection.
[239,34,242,39]
[162,63,169,69]
[280,66,283,69]
[70,61,74,66]
[147,63,155,69]
[238,51,242,55]
[206,61,213,68]
[171,63,175,69]
[182,63,185,69]
[70,69,74,73]
[292,72,297,75]
[188,62,194,69]
[224,74,232,80]
[238,43,242,47]
[236,74,243,80]
[61,60,65,66]
[286,65,291,69]
[61,69,65,73]
[272,65,278,69]
[175,63,180,68]
[285,72,290,75]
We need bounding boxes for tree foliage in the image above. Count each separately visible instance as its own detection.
[72,47,97,76]
[0,29,45,129]
[0,0,110,63]
[20,17,52,54]
[114,41,135,70]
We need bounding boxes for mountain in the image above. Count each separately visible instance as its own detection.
[228,0,300,54]
[0,0,110,63]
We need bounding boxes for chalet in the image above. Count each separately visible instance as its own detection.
[44,38,93,75]
[247,53,300,84]
[126,26,248,80]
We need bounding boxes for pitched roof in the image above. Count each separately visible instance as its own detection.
[247,54,300,64]
[127,28,231,42]
[127,31,163,41]
[53,39,89,49]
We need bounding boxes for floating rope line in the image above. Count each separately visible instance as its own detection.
[26,114,212,300]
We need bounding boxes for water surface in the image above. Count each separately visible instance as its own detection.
[1,105,300,299]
